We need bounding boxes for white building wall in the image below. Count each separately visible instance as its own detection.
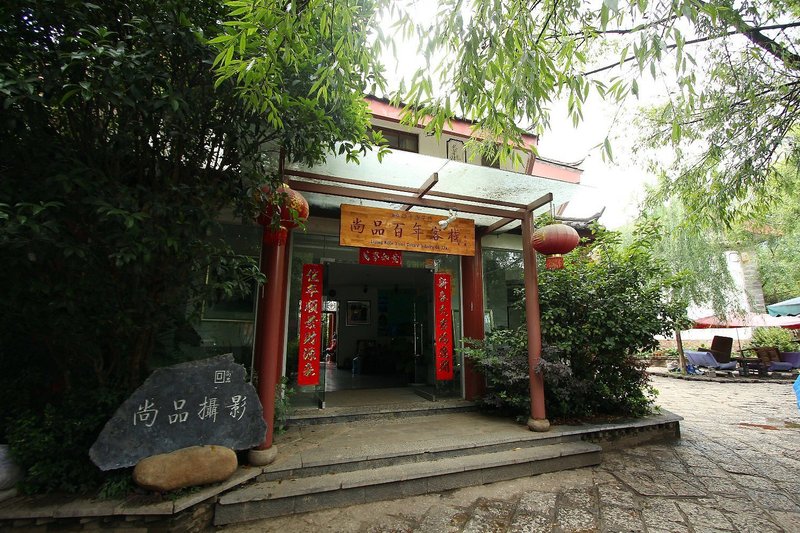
[370,118,532,173]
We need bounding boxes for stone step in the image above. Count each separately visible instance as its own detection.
[287,399,478,426]
[258,429,582,481]
[214,441,602,526]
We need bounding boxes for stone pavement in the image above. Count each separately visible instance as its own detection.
[218,376,800,533]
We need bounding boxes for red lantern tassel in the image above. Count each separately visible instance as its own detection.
[544,255,564,270]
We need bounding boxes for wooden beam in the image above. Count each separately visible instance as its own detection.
[479,218,516,236]
[402,172,439,211]
[284,168,528,210]
[526,193,553,213]
[286,169,419,194]
[288,179,525,219]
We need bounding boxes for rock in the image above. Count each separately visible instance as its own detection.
[0,445,22,490]
[90,354,267,470]
[133,445,237,492]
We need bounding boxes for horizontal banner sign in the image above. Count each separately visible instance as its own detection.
[340,204,475,257]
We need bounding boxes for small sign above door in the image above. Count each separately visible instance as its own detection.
[340,204,475,256]
[359,247,402,267]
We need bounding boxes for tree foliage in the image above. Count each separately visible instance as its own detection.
[642,149,800,311]
[377,0,798,221]
[0,0,383,392]
[727,154,800,303]
[638,201,741,316]
[211,0,389,164]
[0,0,384,493]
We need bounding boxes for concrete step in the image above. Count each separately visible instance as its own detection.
[288,398,478,426]
[214,441,602,526]
[258,428,583,481]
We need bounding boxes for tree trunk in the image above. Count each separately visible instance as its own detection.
[675,328,687,375]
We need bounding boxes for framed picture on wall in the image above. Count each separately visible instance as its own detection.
[346,300,371,326]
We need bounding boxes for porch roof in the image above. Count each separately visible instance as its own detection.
[285,149,588,233]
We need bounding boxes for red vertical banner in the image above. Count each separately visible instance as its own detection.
[297,264,323,386]
[434,273,454,381]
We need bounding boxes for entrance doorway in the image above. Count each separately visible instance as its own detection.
[286,233,464,409]
[323,263,433,392]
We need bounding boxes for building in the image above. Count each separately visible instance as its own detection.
[197,97,588,459]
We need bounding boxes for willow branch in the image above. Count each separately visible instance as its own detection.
[583,22,800,77]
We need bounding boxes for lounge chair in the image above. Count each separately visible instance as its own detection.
[779,351,800,369]
[752,347,794,373]
[699,336,734,363]
[683,350,737,371]
[694,336,738,370]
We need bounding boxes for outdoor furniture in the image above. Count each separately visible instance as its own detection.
[779,351,800,369]
[754,346,794,372]
[684,350,737,370]
[735,357,765,376]
[737,347,795,375]
[698,335,734,363]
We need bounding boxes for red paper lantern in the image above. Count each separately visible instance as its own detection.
[531,223,580,270]
[256,184,309,229]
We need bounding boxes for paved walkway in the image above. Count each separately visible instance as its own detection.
[219,375,800,533]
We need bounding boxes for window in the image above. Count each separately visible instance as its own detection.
[373,126,419,153]
[482,248,524,331]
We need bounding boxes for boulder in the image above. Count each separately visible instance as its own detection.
[133,445,237,492]
[90,354,267,471]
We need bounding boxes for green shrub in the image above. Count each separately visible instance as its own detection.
[464,331,599,420]
[274,377,295,435]
[6,387,126,494]
[749,327,797,352]
[465,221,685,421]
[462,330,533,419]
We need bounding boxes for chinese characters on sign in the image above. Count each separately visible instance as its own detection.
[89,354,267,471]
[297,263,323,386]
[359,247,402,267]
[434,273,454,381]
[340,204,475,256]
[132,377,248,428]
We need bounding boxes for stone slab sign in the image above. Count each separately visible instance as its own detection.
[90,354,267,470]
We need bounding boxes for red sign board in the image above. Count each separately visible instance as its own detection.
[434,273,454,381]
[359,247,402,267]
[297,264,323,386]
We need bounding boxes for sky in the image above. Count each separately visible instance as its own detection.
[536,96,656,229]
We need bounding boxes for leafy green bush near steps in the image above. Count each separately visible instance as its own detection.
[464,221,686,421]
[7,388,126,494]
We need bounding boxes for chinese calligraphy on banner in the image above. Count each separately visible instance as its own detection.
[340,204,475,256]
[359,247,402,267]
[298,264,323,386]
[434,273,454,381]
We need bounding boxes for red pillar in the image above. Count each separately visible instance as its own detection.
[521,210,550,432]
[461,236,486,400]
[254,235,288,450]
[274,232,292,379]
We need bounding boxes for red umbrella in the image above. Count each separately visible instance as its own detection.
[693,312,800,330]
